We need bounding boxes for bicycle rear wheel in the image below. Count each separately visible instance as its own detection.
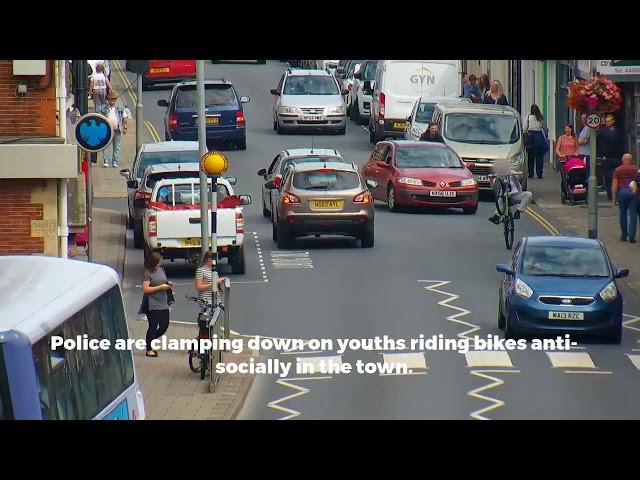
[188,349,202,373]
[495,178,508,216]
[504,213,515,249]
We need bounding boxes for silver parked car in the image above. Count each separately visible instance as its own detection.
[271,69,349,135]
[404,96,472,141]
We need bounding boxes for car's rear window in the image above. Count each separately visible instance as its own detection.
[521,245,610,277]
[396,147,462,168]
[155,183,229,205]
[415,103,436,123]
[175,84,237,108]
[281,156,346,174]
[146,171,201,189]
[293,170,359,191]
[136,151,200,178]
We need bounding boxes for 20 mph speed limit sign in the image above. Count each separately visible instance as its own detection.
[587,113,602,129]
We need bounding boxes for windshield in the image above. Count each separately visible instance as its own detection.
[363,62,377,81]
[396,147,462,168]
[415,103,436,124]
[176,84,237,108]
[522,245,610,277]
[283,75,339,95]
[281,156,346,174]
[293,170,360,190]
[444,113,520,144]
[136,151,200,178]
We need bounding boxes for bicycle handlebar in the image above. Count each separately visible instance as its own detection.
[186,295,224,312]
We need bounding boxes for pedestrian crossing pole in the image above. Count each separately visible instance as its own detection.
[196,60,209,257]
[588,122,598,239]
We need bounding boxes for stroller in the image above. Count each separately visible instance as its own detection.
[560,156,588,205]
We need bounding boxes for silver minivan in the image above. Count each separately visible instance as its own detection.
[433,103,527,191]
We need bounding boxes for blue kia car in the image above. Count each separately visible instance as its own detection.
[496,236,628,343]
[158,79,249,150]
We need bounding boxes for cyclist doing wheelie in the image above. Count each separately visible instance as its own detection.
[488,158,532,224]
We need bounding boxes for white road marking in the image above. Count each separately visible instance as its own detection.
[563,370,613,375]
[627,354,640,370]
[465,351,514,368]
[267,376,332,420]
[270,251,313,269]
[468,370,521,420]
[252,231,269,282]
[378,352,428,376]
[546,352,595,369]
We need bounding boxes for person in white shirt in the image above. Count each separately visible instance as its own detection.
[98,91,130,167]
[577,113,592,169]
[89,63,111,112]
[523,104,549,179]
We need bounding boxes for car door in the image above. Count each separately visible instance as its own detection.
[265,153,283,212]
[379,145,395,198]
[363,143,388,200]
[127,150,143,216]
[405,100,418,140]
[273,73,285,120]
[502,240,523,310]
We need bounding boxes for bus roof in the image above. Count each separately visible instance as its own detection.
[0,256,120,342]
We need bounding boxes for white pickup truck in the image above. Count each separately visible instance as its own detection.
[142,176,251,273]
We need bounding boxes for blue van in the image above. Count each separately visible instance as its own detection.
[158,79,250,150]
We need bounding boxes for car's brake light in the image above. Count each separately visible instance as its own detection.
[379,92,385,119]
[236,111,246,127]
[169,113,178,130]
[235,211,244,234]
[148,215,157,237]
[282,192,300,204]
[317,169,335,173]
[273,175,282,188]
[353,191,372,204]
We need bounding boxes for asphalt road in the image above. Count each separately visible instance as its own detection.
[116,61,640,420]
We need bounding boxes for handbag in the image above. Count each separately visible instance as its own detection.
[138,294,149,315]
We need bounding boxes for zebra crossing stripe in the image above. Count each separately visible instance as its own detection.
[270,251,313,269]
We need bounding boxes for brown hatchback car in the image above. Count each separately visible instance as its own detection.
[266,162,375,248]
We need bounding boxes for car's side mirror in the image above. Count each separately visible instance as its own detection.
[496,264,514,275]
[157,99,169,108]
[120,168,131,178]
[225,176,237,186]
[341,89,350,96]
[240,96,250,103]
[257,168,267,178]
[264,180,277,190]
[615,268,629,278]
[239,194,252,205]
[270,89,280,96]
[407,116,412,122]
[127,180,139,189]
[366,180,378,189]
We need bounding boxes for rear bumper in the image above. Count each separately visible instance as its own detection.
[374,118,407,138]
[283,211,373,236]
[143,74,196,86]
[169,126,246,142]
[395,185,479,207]
[278,114,346,130]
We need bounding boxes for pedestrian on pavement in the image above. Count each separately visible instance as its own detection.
[142,253,173,357]
[89,63,111,113]
[195,251,227,306]
[523,104,549,179]
[612,153,639,242]
[478,74,491,100]
[483,80,509,105]
[597,113,624,201]
[98,91,130,168]
[555,123,579,170]
[419,122,444,142]
[463,74,481,102]
[577,113,592,170]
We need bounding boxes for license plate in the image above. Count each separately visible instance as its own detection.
[393,122,406,129]
[302,115,323,121]
[206,117,220,125]
[182,238,201,247]
[475,175,490,182]
[310,200,344,209]
[150,67,170,73]
[430,191,456,197]
[548,311,584,320]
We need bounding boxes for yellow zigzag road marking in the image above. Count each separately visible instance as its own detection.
[421,280,481,340]
[469,370,521,420]
[623,314,640,333]
[267,377,332,420]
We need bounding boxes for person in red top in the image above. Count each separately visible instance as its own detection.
[555,123,579,169]
[612,153,639,242]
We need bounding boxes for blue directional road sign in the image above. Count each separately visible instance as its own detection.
[75,113,114,152]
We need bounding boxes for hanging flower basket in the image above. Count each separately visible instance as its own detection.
[567,75,623,114]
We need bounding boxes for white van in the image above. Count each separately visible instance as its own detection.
[368,60,461,143]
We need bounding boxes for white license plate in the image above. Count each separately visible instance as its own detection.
[430,190,456,197]
[475,175,490,182]
[548,311,584,320]
[302,115,323,121]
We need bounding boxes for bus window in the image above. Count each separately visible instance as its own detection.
[0,345,14,420]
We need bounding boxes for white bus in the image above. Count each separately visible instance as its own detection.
[0,256,145,420]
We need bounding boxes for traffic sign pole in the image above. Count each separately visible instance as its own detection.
[197,60,209,258]
[87,152,95,261]
[587,114,599,239]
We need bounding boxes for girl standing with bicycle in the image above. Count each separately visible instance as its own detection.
[195,251,226,306]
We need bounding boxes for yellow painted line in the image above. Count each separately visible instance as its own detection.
[381,352,427,369]
[465,351,514,368]
[468,370,521,420]
[526,208,560,236]
[267,376,332,420]
[546,352,595,369]
[623,314,640,333]
[144,120,161,142]
[421,280,480,340]
[112,59,137,105]
[563,370,613,375]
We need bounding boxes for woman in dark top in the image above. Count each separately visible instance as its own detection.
[142,253,172,357]
[478,74,490,101]
[483,80,509,105]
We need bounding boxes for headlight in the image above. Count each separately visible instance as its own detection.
[599,281,618,303]
[510,153,525,166]
[326,106,345,114]
[398,177,422,186]
[515,278,533,299]
[279,106,300,114]
[461,178,477,187]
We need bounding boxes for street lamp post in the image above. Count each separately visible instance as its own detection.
[197,60,209,257]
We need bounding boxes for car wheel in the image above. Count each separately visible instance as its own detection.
[165,130,170,141]
[277,221,291,249]
[127,213,134,230]
[463,204,478,214]
[133,222,144,249]
[273,117,278,131]
[230,245,246,274]
[607,322,622,344]
[237,137,247,150]
[276,122,286,135]
[387,184,399,212]
[504,314,520,340]
[497,291,506,330]
[337,126,346,135]
[262,198,270,218]
[360,225,374,248]
[272,217,278,242]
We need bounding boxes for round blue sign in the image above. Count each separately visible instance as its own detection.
[75,113,114,152]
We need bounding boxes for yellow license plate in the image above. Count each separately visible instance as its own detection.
[206,117,220,125]
[393,122,406,129]
[150,67,170,73]
[311,200,344,210]
[182,238,201,247]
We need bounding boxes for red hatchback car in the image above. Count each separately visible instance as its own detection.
[142,60,196,90]
[361,140,479,213]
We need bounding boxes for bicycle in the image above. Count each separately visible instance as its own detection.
[186,296,224,381]
[489,173,515,250]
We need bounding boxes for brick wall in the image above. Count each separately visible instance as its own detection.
[0,179,45,254]
[0,60,57,137]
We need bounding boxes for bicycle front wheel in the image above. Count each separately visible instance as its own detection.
[495,178,508,216]
[504,213,515,249]
[200,353,208,380]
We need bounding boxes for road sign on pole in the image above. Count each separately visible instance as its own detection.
[586,113,601,129]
